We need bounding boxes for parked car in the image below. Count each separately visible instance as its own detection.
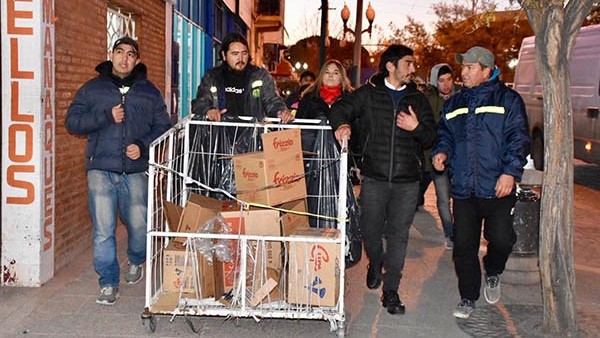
[513,24,600,170]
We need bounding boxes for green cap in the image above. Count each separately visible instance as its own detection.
[455,46,494,69]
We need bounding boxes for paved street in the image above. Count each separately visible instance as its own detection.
[1,164,598,337]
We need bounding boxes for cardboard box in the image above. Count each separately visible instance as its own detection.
[174,194,222,243]
[279,198,309,236]
[288,228,341,307]
[162,241,216,297]
[163,201,183,232]
[163,195,283,297]
[220,208,282,290]
[247,267,281,306]
[162,195,228,297]
[233,129,306,206]
[233,154,306,206]
[261,129,303,160]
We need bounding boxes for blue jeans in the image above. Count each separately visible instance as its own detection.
[87,170,148,288]
[431,170,453,238]
[359,176,419,292]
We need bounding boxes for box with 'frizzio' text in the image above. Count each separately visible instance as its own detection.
[233,129,306,206]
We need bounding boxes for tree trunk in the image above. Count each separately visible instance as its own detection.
[519,0,595,335]
[535,19,577,334]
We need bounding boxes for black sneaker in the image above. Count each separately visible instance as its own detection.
[381,290,405,315]
[366,263,382,289]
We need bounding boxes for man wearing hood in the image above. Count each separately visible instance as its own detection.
[66,37,172,305]
[330,45,436,315]
[191,32,292,123]
[418,64,460,249]
[427,64,459,108]
[432,46,530,319]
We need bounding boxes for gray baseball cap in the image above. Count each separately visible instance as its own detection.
[455,46,494,69]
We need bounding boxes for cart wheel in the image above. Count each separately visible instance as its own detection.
[336,321,345,337]
[141,314,157,333]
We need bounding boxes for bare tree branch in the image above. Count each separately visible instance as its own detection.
[565,0,595,38]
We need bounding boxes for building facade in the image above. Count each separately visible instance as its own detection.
[1,0,285,287]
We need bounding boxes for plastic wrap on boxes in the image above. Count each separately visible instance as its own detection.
[188,116,264,200]
[192,215,233,264]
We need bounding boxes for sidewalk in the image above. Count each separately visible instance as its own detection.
[0,185,598,337]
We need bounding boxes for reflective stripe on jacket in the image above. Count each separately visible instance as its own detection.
[191,64,286,120]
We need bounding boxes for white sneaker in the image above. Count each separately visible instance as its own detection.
[484,275,501,304]
[453,299,475,319]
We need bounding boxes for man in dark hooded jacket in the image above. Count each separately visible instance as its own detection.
[418,63,460,249]
[66,37,171,306]
[329,45,436,315]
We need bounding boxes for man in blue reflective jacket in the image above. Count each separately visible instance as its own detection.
[66,37,171,306]
[432,46,530,319]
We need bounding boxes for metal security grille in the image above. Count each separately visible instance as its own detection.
[107,7,137,56]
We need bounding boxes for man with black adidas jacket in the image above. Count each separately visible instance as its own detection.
[191,32,292,123]
[329,45,436,315]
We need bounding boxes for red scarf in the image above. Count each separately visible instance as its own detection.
[320,84,343,105]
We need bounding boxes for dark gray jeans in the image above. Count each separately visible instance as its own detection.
[359,176,419,292]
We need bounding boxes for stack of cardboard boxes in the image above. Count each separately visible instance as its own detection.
[162,195,225,298]
[161,129,341,307]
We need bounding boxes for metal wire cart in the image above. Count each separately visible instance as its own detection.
[141,117,356,337]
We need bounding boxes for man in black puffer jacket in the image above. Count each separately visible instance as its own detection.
[66,37,171,306]
[329,45,436,315]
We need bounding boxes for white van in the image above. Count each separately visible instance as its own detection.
[513,24,600,170]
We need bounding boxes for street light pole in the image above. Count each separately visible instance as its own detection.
[352,0,363,87]
[341,1,375,87]
[320,0,329,70]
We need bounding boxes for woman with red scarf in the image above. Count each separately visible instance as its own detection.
[295,60,362,267]
[297,59,362,184]
[296,59,353,120]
